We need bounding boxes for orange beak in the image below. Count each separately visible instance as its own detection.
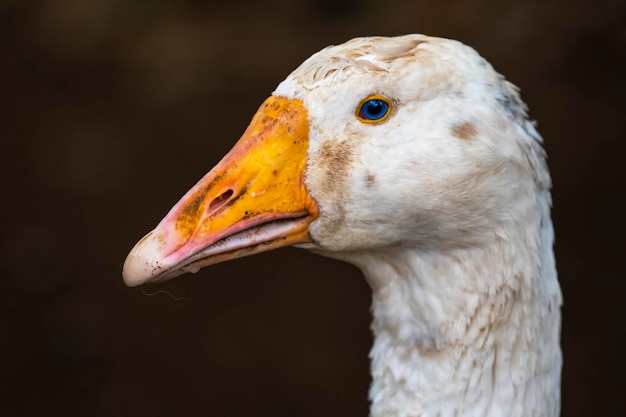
[122,96,319,287]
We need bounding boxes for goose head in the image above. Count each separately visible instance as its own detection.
[123,34,560,417]
[123,34,548,286]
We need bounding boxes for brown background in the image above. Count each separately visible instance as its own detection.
[1,0,625,416]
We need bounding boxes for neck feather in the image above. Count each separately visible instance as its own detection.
[336,196,561,417]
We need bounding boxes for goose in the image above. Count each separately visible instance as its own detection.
[122,34,562,417]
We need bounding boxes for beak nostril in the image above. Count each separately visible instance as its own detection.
[207,189,234,215]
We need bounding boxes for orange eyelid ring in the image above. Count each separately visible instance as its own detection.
[356,95,393,124]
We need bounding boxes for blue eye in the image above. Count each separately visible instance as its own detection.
[357,96,392,123]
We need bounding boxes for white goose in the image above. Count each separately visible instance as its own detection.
[123,34,562,417]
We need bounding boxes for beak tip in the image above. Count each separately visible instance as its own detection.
[122,230,167,287]
[122,254,151,288]
[121,262,146,287]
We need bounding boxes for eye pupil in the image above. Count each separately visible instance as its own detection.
[358,97,391,122]
[366,101,383,115]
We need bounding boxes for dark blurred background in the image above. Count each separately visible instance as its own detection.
[1,0,624,416]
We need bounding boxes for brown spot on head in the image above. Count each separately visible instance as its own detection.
[451,121,477,141]
[365,173,376,188]
[316,139,354,189]
[312,139,354,234]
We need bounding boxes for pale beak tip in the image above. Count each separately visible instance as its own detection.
[122,230,167,287]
